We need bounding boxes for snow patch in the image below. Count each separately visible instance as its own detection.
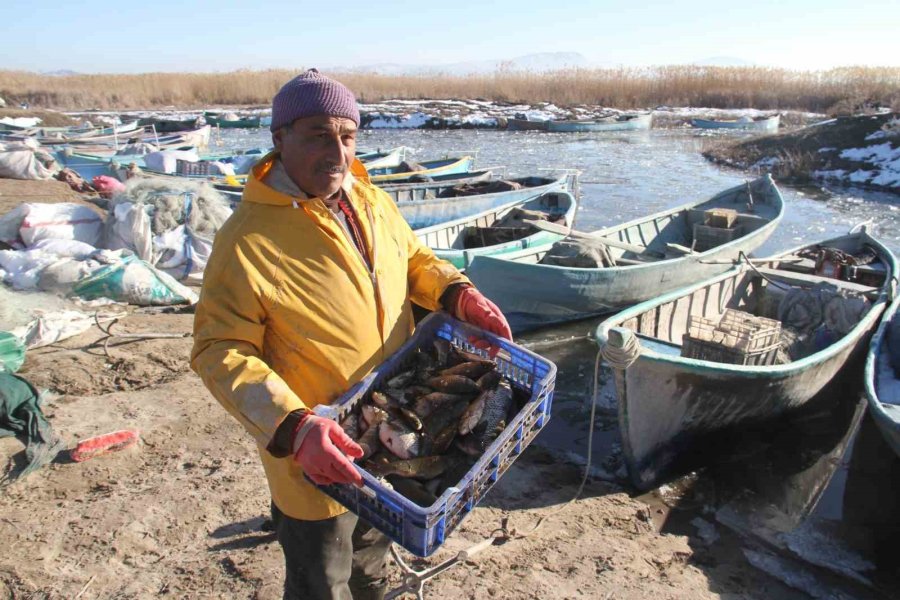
[365,112,431,129]
[752,156,781,169]
[0,117,42,128]
[838,143,900,188]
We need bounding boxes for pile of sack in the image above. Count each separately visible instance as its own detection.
[0,139,58,180]
[0,176,231,305]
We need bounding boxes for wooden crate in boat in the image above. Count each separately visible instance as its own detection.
[681,309,781,365]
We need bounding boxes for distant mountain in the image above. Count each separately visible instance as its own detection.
[42,69,80,77]
[692,56,754,67]
[343,52,591,76]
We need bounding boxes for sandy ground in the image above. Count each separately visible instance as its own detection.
[0,306,805,600]
[0,179,102,218]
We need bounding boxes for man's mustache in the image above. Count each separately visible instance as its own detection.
[317,164,347,175]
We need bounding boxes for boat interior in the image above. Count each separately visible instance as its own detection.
[498,180,781,267]
[417,192,571,251]
[616,236,889,364]
[386,175,558,203]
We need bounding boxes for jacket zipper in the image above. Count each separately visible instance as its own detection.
[318,202,386,347]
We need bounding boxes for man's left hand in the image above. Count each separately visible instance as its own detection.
[454,285,513,341]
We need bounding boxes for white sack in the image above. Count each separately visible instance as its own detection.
[0,142,57,180]
[143,150,200,174]
[17,203,103,247]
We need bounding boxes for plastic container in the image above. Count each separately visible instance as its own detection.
[312,312,557,556]
[175,159,214,176]
[681,308,781,366]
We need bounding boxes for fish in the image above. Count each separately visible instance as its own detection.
[433,339,451,365]
[456,380,514,456]
[422,397,470,440]
[413,392,472,418]
[404,385,434,402]
[450,346,489,365]
[365,454,455,480]
[426,421,459,455]
[385,475,437,507]
[397,406,424,432]
[434,453,474,497]
[414,348,437,382]
[476,369,502,391]
[358,406,390,459]
[425,375,481,395]
[458,392,487,435]
[379,420,422,460]
[386,369,416,389]
[340,413,360,440]
[439,360,496,379]
[371,390,406,410]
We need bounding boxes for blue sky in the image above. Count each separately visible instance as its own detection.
[3,0,898,73]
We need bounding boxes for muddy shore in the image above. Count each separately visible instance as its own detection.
[0,177,813,598]
[0,305,803,599]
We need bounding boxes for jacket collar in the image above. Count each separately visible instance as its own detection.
[244,151,370,207]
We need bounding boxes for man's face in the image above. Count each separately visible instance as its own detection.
[272,115,358,200]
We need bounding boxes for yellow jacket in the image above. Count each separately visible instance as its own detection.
[191,153,468,520]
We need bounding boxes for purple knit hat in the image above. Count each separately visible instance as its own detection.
[270,69,360,131]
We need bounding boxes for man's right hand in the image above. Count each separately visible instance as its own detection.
[293,415,364,487]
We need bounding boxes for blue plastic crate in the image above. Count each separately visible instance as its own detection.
[312,312,557,557]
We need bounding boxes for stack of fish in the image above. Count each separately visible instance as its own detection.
[339,339,524,506]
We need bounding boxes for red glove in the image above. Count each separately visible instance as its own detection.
[292,415,364,487]
[454,285,513,342]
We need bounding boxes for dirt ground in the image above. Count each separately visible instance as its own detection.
[0,306,807,600]
[0,179,102,219]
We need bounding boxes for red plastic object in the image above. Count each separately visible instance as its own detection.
[70,429,141,462]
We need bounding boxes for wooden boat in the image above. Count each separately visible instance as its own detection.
[9,120,144,145]
[213,169,498,212]
[390,174,570,230]
[546,113,652,133]
[691,114,780,132]
[466,175,784,332]
[507,118,549,131]
[378,169,494,194]
[865,295,900,458]
[65,125,211,151]
[139,116,205,133]
[356,146,409,170]
[596,228,896,489]
[204,112,261,128]
[415,190,577,269]
[368,156,475,184]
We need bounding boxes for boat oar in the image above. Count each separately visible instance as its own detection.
[523,219,666,259]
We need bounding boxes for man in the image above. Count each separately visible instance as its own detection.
[191,69,512,600]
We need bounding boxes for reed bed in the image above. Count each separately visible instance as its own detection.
[1,66,898,113]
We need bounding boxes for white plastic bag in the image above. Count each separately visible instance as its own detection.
[105,201,153,261]
[153,225,214,284]
[16,203,103,247]
[0,141,57,180]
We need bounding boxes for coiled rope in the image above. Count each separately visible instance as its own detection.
[600,329,641,370]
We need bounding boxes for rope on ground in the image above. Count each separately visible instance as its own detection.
[497,344,605,541]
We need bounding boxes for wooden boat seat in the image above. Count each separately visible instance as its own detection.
[753,267,881,299]
[635,334,683,356]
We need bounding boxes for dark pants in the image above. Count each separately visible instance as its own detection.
[271,503,392,600]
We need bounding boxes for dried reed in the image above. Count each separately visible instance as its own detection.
[1,66,898,112]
